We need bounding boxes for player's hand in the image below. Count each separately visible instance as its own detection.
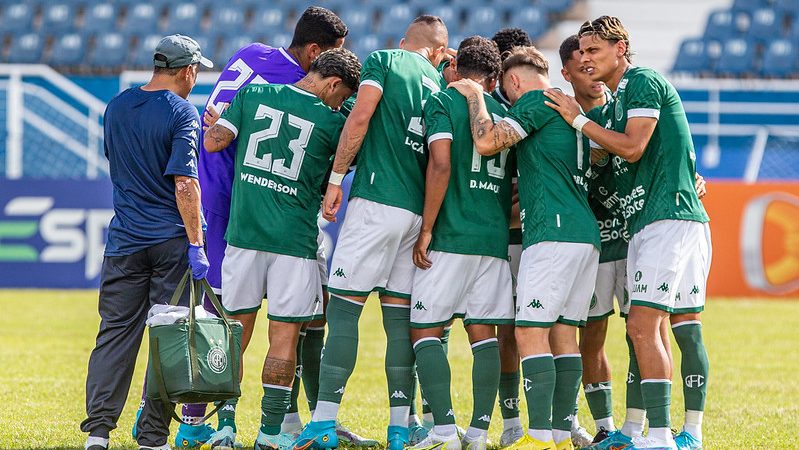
[448,78,482,97]
[695,173,707,199]
[322,184,343,222]
[203,103,227,131]
[543,89,581,125]
[187,243,209,279]
[413,231,433,270]
[590,147,609,165]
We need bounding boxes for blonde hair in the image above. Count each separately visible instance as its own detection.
[578,15,632,62]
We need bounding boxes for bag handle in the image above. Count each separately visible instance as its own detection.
[196,278,240,387]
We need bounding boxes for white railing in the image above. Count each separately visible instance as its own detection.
[0,64,107,179]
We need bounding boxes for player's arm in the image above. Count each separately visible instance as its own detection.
[543,88,656,163]
[413,138,451,270]
[204,88,244,153]
[449,79,522,155]
[175,176,204,246]
[204,124,235,152]
[695,172,707,199]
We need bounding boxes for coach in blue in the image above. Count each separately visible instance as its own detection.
[81,35,213,450]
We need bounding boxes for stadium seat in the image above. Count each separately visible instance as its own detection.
[350,33,381,61]
[672,38,712,75]
[339,6,375,36]
[82,3,118,36]
[267,32,292,49]
[6,33,43,64]
[748,8,785,44]
[537,0,573,14]
[41,3,76,34]
[761,39,796,77]
[250,6,287,35]
[423,5,462,29]
[731,0,767,13]
[776,0,799,16]
[209,5,246,37]
[379,4,414,37]
[0,3,34,34]
[508,6,548,38]
[463,6,503,36]
[89,33,128,69]
[48,33,85,67]
[193,35,215,66]
[704,10,740,41]
[216,35,255,67]
[122,4,159,35]
[715,38,756,76]
[130,34,164,68]
[164,3,203,36]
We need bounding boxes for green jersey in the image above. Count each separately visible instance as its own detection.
[503,90,599,250]
[604,67,708,235]
[492,86,512,109]
[349,49,446,215]
[219,84,344,259]
[423,88,513,259]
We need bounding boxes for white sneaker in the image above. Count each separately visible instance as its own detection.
[461,433,489,450]
[138,445,171,450]
[632,435,678,449]
[499,425,524,447]
[570,425,593,448]
[410,430,462,450]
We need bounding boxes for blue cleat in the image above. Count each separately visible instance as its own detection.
[291,421,338,450]
[408,422,429,446]
[673,431,702,450]
[387,425,409,450]
[175,423,216,448]
[588,430,633,449]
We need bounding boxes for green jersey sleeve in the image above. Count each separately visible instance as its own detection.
[217,86,247,137]
[360,51,390,92]
[423,92,453,144]
[503,90,547,139]
[624,72,663,119]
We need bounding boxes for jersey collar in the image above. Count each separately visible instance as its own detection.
[287,84,316,97]
[279,47,301,68]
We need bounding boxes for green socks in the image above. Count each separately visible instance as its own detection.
[640,380,671,429]
[419,327,450,417]
[625,334,644,410]
[287,332,305,415]
[672,322,708,412]
[216,397,238,432]
[261,385,292,435]
[585,381,613,423]
[382,304,415,410]
[552,355,582,433]
[498,371,521,419]
[317,295,363,405]
[302,327,325,412]
[521,354,556,431]
[470,339,500,431]
[414,338,455,426]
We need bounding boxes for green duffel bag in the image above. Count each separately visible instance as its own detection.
[146,270,242,423]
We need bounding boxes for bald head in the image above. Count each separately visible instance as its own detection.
[403,15,448,52]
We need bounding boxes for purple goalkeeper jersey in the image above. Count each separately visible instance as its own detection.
[199,43,306,217]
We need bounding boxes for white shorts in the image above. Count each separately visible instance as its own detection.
[516,241,600,327]
[328,198,421,299]
[221,245,323,322]
[589,259,629,321]
[627,220,712,314]
[508,244,523,298]
[316,227,329,287]
[410,251,515,327]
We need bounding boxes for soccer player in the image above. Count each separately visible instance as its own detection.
[293,15,449,450]
[409,38,510,450]
[489,26,535,449]
[450,45,600,450]
[202,48,361,450]
[544,16,711,450]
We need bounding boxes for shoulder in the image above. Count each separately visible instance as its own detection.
[626,67,668,88]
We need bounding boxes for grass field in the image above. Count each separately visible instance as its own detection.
[0,291,797,449]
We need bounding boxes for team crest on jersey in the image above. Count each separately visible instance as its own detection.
[615,98,624,121]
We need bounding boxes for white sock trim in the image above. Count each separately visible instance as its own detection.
[85,437,109,450]
[671,320,701,329]
[313,401,340,422]
[640,378,672,384]
[306,326,326,331]
[413,337,441,349]
[382,302,411,309]
[299,331,307,336]
[553,353,581,359]
[503,417,522,430]
[625,408,647,424]
[330,294,366,307]
[263,383,293,391]
[685,410,704,425]
[521,353,553,362]
[470,337,498,348]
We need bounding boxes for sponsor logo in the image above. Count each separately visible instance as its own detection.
[333,267,346,278]
[503,397,520,410]
[478,415,491,423]
[413,301,427,311]
[207,346,228,374]
[627,372,635,384]
[334,386,345,394]
[526,299,543,309]
[685,374,705,388]
[690,285,700,295]
[590,295,597,309]
[742,193,799,294]
[632,283,648,294]
[657,282,670,293]
[635,271,643,282]
[618,185,647,220]
[446,409,455,417]
[295,364,303,378]
[522,377,533,392]
[675,292,681,302]
[391,390,408,399]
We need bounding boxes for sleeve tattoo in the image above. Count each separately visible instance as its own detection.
[465,93,521,152]
[206,124,235,151]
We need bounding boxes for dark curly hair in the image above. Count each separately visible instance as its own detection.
[457,35,496,52]
[456,39,502,80]
[310,48,361,91]
[289,6,348,50]
[492,28,533,59]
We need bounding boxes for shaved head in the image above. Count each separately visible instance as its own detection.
[403,15,448,50]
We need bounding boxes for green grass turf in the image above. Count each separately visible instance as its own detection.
[0,291,797,449]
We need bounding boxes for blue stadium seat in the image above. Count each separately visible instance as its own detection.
[250,6,287,35]
[89,33,128,69]
[704,10,740,41]
[339,6,375,36]
[508,6,547,38]
[537,0,572,14]
[41,3,76,34]
[379,4,414,37]
[761,39,796,77]
[350,33,381,61]
[216,35,254,67]
[462,5,502,36]
[130,34,164,68]
[164,3,203,36]
[48,33,85,67]
[715,38,756,76]
[209,5,246,37]
[424,5,462,29]
[0,3,34,34]
[7,33,43,63]
[748,8,784,44]
[83,3,118,36]
[731,0,767,12]
[776,0,799,16]
[672,38,711,74]
[267,32,292,49]
[122,4,159,35]
[193,35,215,66]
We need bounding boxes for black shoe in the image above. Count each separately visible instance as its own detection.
[592,427,611,444]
